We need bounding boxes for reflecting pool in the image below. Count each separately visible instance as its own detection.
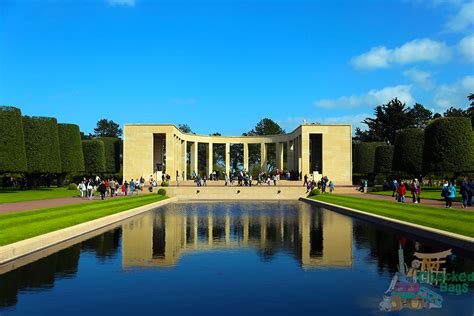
[0,201,473,315]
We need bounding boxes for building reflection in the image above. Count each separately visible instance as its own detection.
[122,203,353,269]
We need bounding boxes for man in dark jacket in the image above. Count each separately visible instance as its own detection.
[98,181,107,200]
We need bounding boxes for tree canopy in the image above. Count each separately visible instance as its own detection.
[243,118,285,136]
[58,123,85,173]
[0,106,27,173]
[93,119,123,138]
[178,124,193,134]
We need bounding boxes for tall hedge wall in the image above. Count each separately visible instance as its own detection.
[58,123,85,173]
[23,116,62,174]
[82,140,106,174]
[374,145,394,173]
[97,137,121,173]
[392,128,424,175]
[0,106,27,173]
[423,117,474,173]
[353,142,385,174]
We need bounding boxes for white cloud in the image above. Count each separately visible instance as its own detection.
[458,34,474,62]
[403,68,435,89]
[107,0,135,7]
[434,75,474,108]
[351,39,451,70]
[445,1,474,32]
[351,47,391,70]
[278,114,370,134]
[314,85,415,109]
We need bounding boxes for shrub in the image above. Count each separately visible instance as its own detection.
[97,137,121,173]
[374,145,394,173]
[0,106,27,173]
[372,184,384,192]
[68,183,78,190]
[82,140,106,174]
[353,142,385,174]
[23,116,62,174]
[157,188,166,196]
[308,188,321,197]
[423,117,474,173]
[392,128,424,175]
[58,123,85,173]
[161,180,169,187]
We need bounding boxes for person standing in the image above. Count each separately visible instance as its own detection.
[77,181,86,198]
[460,176,470,209]
[329,181,335,193]
[130,179,135,195]
[392,180,398,198]
[397,181,406,203]
[444,181,456,208]
[273,174,277,186]
[124,180,129,196]
[469,177,474,207]
[109,178,115,197]
[303,174,308,187]
[87,181,94,200]
[98,181,107,200]
[411,178,421,204]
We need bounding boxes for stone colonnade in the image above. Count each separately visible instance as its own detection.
[123,124,352,185]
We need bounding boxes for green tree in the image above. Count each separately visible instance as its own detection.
[443,106,470,118]
[408,103,433,128]
[423,117,474,173]
[58,124,85,173]
[82,140,106,174]
[353,142,385,174]
[374,145,394,173]
[362,98,412,144]
[392,129,424,175]
[97,137,121,173]
[178,124,193,134]
[93,119,122,138]
[243,118,285,171]
[23,116,62,174]
[0,106,27,173]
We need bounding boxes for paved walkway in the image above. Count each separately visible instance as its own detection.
[346,191,470,209]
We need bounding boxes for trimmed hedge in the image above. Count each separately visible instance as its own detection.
[58,123,85,173]
[82,140,106,174]
[157,188,166,196]
[23,116,62,174]
[392,128,424,174]
[374,145,394,173]
[97,137,121,173]
[308,188,321,197]
[0,106,27,173]
[423,117,474,173]
[68,183,77,190]
[353,142,385,174]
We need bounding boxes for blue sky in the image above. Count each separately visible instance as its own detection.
[1,0,473,136]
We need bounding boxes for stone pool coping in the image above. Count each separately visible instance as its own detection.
[300,197,474,251]
[0,197,178,268]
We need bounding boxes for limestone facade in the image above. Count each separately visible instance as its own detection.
[123,124,352,185]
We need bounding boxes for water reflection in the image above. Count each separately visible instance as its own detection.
[122,201,353,269]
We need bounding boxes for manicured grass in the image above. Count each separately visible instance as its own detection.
[370,187,462,202]
[0,194,167,246]
[310,194,474,238]
[0,187,79,204]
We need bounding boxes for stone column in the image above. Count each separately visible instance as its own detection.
[182,140,187,180]
[206,142,213,176]
[301,133,310,179]
[225,142,230,176]
[260,143,267,171]
[190,141,198,177]
[165,133,175,177]
[177,137,181,179]
[287,140,293,171]
[243,143,249,172]
[276,142,284,170]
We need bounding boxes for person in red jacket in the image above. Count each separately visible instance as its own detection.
[397,181,407,203]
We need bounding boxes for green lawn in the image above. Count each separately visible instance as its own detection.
[370,187,462,202]
[0,187,80,203]
[0,194,167,246]
[309,194,474,238]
